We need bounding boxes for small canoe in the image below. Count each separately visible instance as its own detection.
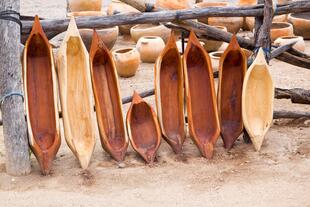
[126,91,161,164]
[183,31,220,159]
[57,17,95,169]
[23,16,61,175]
[155,33,185,154]
[217,35,247,149]
[89,30,128,162]
[242,48,274,151]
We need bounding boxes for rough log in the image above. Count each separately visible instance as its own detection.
[273,110,310,119]
[0,0,31,175]
[275,88,310,104]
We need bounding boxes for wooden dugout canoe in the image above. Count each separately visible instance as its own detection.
[217,35,247,149]
[57,17,95,169]
[126,91,161,164]
[242,48,274,151]
[89,30,128,162]
[183,31,220,159]
[155,33,185,154]
[23,16,61,175]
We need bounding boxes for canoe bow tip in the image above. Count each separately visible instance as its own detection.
[132,91,143,104]
[78,155,91,169]
[202,142,214,159]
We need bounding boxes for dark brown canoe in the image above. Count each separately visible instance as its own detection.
[126,91,161,164]
[183,31,220,159]
[23,15,60,175]
[218,35,247,149]
[89,30,128,161]
[155,33,185,154]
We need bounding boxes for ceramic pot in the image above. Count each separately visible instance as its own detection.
[107,1,140,34]
[238,0,256,5]
[209,51,223,72]
[270,22,294,41]
[245,14,288,31]
[136,36,165,63]
[130,24,171,43]
[176,39,205,53]
[200,26,227,52]
[68,0,102,12]
[155,0,195,10]
[79,27,119,51]
[195,2,243,33]
[112,48,140,77]
[288,12,310,40]
[67,11,106,17]
[274,36,305,52]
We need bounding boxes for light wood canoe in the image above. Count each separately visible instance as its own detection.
[126,91,161,164]
[89,30,128,162]
[218,35,247,149]
[23,15,61,175]
[242,48,274,151]
[183,31,220,159]
[155,33,185,154]
[57,17,95,169]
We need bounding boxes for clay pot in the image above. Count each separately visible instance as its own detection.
[238,0,256,5]
[67,11,106,17]
[130,24,171,43]
[194,2,243,33]
[176,39,205,53]
[68,0,102,12]
[270,22,294,41]
[245,14,287,31]
[274,36,305,52]
[112,48,140,77]
[209,51,223,72]
[155,0,195,10]
[107,1,140,34]
[136,36,165,63]
[79,27,119,51]
[200,26,227,52]
[288,12,310,40]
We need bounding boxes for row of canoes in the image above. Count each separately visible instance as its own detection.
[23,16,274,175]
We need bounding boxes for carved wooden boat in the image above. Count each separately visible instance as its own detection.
[57,17,95,168]
[126,91,161,164]
[89,30,128,162]
[183,31,220,159]
[217,35,247,149]
[242,48,274,151]
[155,33,185,154]
[23,16,61,175]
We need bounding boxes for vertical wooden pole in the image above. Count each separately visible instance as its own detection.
[0,1,31,175]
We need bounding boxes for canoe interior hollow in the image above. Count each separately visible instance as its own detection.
[27,34,56,150]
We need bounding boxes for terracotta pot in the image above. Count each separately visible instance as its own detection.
[288,12,310,40]
[67,11,106,17]
[68,0,102,12]
[107,1,140,34]
[79,27,119,51]
[270,22,294,41]
[176,39,205,53]
[155,0,195,10]
[136,36,165,63]
[274,36,305,52]
[238,0,256,5]
[130,24,171,43]
[209,51,223,72]
[200,25,227,52]
[112,48,140,77]
[245,14,287,31]
[194,2,243,33]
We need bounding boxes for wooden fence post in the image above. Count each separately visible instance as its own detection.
[0,0,31,175]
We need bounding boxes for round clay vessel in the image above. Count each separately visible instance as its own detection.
[130,24,171,43]
[270,22,294,41]
[200,25,227,52]
[288,12,310,39]
[68,0,102,12]
[274,36,305,52]
[209,51,223,72]
[245,14,287,31]
[67,11,106,17]
[112,48,140,77]
[194,2,243,33]
[176,39,205,53]
[155,0,195,10]
[107,1,140,34]
[79,27,119,51]
[136,36,165,63]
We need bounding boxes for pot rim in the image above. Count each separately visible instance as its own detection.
[194,2,228,8]
[113,47,136,55]
[271,22,293,30]
[289,12,310,21]
[78,26,119,32]
[67,11,106,17]
[276,35,303,40]
[209,51,223,59]
[131,24,163,31]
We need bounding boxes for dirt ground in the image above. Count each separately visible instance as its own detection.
[0,0,310,206]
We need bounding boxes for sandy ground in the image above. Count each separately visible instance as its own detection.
[0,0,309,206]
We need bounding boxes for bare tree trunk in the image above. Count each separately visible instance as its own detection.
[0,0,31,175]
